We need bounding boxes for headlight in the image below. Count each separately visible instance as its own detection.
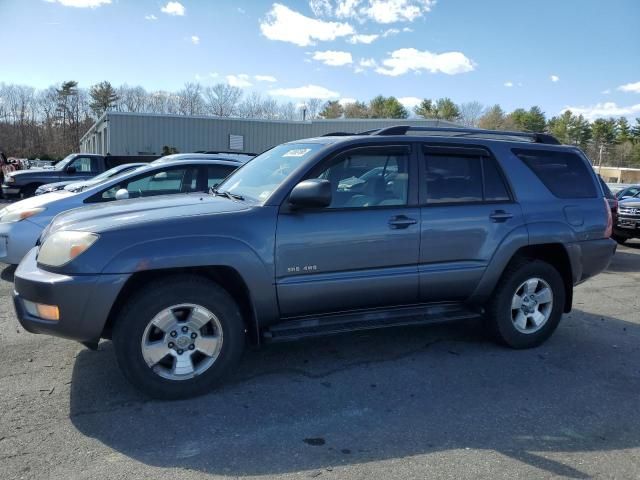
[0,207,45,223]
[38,231,99,267]
[6,176,15,184]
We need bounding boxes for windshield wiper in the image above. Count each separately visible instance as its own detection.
[211,188,244,201]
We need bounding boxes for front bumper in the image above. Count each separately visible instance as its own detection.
[0,219,44,265]
[616,214,640,234]
[2,185,21,197]
[13,248,130,343]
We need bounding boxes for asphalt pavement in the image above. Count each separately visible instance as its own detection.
[1,242,639,479]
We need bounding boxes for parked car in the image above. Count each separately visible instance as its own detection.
[614,196,640,244]
[0,155,246,264]
[614,184,640,200]
[598,175,618,228]
[35,163,148,195]
[13,126,615,399]
[2,153,159,198]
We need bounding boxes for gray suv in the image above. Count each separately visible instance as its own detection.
[13,126,616,399]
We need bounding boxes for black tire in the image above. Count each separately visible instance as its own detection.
[486,259,565,349]
[612,232,628,245]
[112,275,245,400]
[21,184,40,198]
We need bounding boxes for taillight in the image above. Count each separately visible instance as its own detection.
[604,197,612,237]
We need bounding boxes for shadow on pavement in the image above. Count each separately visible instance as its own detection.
[69,309,640,479]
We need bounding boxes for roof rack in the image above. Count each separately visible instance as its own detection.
[321,132,357,137]
[369,125,561,145]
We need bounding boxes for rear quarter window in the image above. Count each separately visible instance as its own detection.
[513,149,597,199]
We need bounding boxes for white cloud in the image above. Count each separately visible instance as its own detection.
[312,50,353,66]
[45,0,110,7]
[339,97,357,105]
[550,75,559,82]
[618,81,640,93]
[376,48,475,76]
[398,96,422,109]
[226,74,253,88]
[144,14,158,20]
[504,81,514,87]
[602,89,611,95]
[348,33,379,44]
[362,0,435,23]
[161,1,185,16]
[269,84,340,99]
[336,0,360,17]
[237,7,246,14]
[255,75,278,82]
[360,58,377,68]
[309,0,333,16]
[562,102,640,121]
[382,28,400,37]
[190,35,200,45]
[403,26,413,32]
[260,3,354,47]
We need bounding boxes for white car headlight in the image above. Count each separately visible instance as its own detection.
[38,231,99,267]
[5,176,15,184]
[0,207,45,223]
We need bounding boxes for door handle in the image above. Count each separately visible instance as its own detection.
[388,215,417,229]
[489,210,513,222]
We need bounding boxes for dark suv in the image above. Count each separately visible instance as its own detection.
[13,126,616,399]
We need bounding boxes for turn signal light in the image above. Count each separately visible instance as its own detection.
[23,300,60,322]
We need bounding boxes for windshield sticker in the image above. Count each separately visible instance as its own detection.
[283,148,312,158]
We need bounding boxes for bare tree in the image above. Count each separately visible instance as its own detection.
[203,83,242,117]
[177,82,205,115]
[118,85,148,112]
[458,101,485,127]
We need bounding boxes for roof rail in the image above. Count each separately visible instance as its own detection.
[321,131,357,136]
[370,125,561,145]
[203,150,258,156]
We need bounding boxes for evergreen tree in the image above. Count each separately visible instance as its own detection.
[89,81,119,117]
[318,100,343,119]
[478,105,506,130]
[368,95,407,119]
[343,101,369,118]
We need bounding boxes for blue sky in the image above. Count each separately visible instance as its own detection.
[2,0,639,120]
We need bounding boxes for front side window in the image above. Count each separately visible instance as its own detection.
[70,156,97,173]
[98,167,195,201]
[316,148,409,208]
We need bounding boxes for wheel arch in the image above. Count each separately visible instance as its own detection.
[101,265,261,345]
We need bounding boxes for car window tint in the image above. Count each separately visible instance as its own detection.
[483,157,511,202]
[513,149,597,198]
[101,168,193,200]
[71,157,97,173]
[316,150,409,208]
[425,155,483,204]
[207,165,235,189]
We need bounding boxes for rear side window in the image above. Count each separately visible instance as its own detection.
[513,149,597,199]
[423,150,511,204]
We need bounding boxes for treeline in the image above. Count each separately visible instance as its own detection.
[1,81,640,167]
[319,96,640,168]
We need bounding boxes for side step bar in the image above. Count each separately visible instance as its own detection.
[263,303,482,342]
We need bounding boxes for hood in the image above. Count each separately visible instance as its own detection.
[0,190,73,211]
[47,192,251,235]
[619,197,640,208]
[8,168,48,178]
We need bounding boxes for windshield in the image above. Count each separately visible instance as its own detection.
[216,143,325,202]
[53,154,76,171]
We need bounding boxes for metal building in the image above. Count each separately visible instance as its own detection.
[80,112,458,156]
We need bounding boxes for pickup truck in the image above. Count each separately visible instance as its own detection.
[2,153,158,198]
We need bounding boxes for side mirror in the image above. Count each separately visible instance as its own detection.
[289,179,332,209]
[65,165,76,174]
[115,188,130,200]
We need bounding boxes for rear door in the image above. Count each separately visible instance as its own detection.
[275,144,420,317]
[418,144,524,301]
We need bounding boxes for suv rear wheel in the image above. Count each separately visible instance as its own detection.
[486,259,565,349]
[112,275,245,399]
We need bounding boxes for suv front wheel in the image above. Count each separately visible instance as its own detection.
[487,259,565,349]
[112,275,245,399]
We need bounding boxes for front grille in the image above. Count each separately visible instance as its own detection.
[619,207,640,216]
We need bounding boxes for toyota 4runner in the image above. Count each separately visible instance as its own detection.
[13,126,616,399]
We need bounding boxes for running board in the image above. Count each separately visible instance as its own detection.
[263,303,482,342]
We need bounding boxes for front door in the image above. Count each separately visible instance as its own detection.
[418,145,524,301]
[276,145,420,317]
